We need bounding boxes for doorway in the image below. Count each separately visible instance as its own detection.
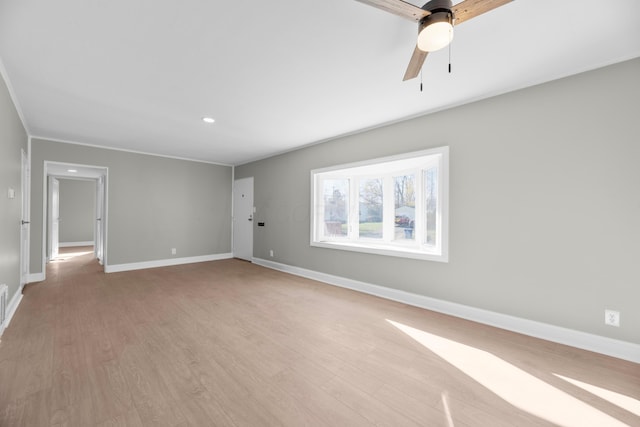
[43,162,108,276]
[233,177,254,261]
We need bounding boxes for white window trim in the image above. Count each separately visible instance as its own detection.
[310,146,449,262]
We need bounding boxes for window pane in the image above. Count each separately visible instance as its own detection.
[323,179,349,236]
[359,179,383,238]
[394,174,415,241]
[425,166,438,246]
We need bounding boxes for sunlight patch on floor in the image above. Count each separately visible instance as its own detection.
[554,373,640,417]
[441,391,455,427]
[51,250,94,262]
[387,319,628,427]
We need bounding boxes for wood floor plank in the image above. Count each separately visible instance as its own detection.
[1,247,638,426]
[94,407,144,427]
[321,375,423,427]
[118,344,188,427]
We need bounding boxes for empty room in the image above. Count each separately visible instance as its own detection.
[0,0,639,426]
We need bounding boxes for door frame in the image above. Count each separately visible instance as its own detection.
[20,149,30,289]
[42,161,108,278]
[232,176,254,261]
[47,176,60,261]
[95,175,106,265]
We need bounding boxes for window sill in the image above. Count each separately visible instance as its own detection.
[311,240,448,262]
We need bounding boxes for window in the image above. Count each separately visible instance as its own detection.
[311,147,449,262]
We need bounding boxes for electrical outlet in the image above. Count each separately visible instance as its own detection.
[604,309,620,327]
[171,248,177,255]
[269,249,274,257]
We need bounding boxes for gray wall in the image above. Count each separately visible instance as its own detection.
[58,179,95,244]
[0,70,27,303]
[236,58,640,344]
[31,139,232,271]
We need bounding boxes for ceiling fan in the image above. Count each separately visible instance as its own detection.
[354,0,512,80]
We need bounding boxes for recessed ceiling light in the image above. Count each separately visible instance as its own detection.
[67,169,78,173]
[202,117,215,124]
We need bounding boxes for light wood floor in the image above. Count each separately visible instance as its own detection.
[1,247,638,426]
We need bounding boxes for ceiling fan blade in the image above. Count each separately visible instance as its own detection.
[452,0,512,25]
[403,46,428,81]
[354,0,431,22]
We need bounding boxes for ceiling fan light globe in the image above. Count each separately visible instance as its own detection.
[417,21,454,52]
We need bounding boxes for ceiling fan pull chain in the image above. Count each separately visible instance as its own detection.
[448,36,452,73]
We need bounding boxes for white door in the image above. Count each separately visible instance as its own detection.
[95,176,105,264]
[48,177,60,260]
[233,177,254,261]
[20,150,29,285]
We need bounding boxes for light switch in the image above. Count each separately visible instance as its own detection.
[7,188,15,199]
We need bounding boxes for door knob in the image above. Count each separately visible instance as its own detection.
[21,220,30,225]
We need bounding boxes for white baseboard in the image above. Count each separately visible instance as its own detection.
[105,253,233,273]
[252,258,640,364]
[1,288,23,337]
[27,272,45,283]
[59,241,94,247]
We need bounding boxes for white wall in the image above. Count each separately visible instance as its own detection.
[236,58,640,345]
[0,65,27,306]
[31,139,233,273]
[58,178,95,245]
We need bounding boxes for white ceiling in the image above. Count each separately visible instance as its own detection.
[1,0,639,166]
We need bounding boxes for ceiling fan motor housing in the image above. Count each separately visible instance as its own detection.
[421,0,453,13]
[418,10,454,33]
[419,0,454,30]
